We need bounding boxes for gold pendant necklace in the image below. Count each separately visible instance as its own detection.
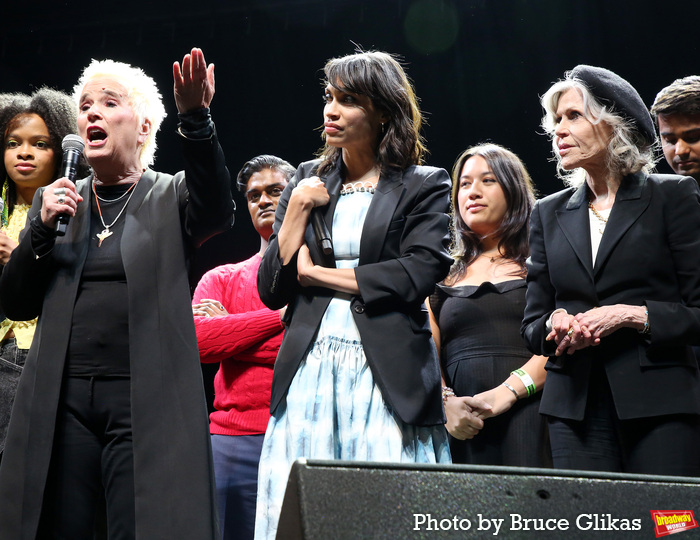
[93,180,138,247]
[588,201,609,235]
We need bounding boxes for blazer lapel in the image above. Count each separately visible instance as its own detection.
[359,167,404,264]
[121,169,155,263]
[555,184,594,280]
[593,172,650,276]
[128,168,155,213]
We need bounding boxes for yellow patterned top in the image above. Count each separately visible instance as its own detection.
[1,204,38,349]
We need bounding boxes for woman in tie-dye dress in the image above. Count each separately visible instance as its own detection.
[255,50,453,539]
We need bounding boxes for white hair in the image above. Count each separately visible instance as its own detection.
[73,59,166,168]
[540,79,656,188]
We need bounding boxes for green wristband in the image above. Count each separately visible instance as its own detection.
[511,368,536,397]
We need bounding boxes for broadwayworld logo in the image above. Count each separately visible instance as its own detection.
[650,510,698,537]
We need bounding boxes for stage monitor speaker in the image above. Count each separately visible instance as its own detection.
[276,459,700,539]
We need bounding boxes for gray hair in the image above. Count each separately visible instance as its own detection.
[541,79,657,187]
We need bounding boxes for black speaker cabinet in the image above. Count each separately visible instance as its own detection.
[276,459,700,539]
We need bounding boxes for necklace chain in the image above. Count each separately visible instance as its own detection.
[93,181,138,247]
[95,187,134,203]
[588,201,609,234]
[478,251,501,264]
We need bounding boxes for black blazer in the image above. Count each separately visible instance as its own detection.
[257,159,452,426]
[522,172,700,421]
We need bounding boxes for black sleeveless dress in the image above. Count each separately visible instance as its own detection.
[430,279,551,467]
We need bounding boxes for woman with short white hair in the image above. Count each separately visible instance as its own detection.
[0,48,234,539]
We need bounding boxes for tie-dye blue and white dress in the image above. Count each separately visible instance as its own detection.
[254,188,451,540]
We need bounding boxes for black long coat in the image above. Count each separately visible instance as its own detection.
[0,124,234,539]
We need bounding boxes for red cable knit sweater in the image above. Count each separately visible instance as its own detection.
[193,254,284,435]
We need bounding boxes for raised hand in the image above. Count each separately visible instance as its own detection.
[173,47,215,113]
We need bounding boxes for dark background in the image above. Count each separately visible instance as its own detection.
[2,0,697,276]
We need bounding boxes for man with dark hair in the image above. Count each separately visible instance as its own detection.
[192,155,294,540]
[651,76,700,183]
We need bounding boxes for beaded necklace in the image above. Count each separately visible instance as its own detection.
[340,180,376,196]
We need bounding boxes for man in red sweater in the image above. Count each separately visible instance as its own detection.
[192,155,294,540]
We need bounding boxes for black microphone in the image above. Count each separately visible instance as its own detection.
[311,208,333,255]
[55,134,85,236]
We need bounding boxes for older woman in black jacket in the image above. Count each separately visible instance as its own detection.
[0,48,233,539]
[522,65,700,476]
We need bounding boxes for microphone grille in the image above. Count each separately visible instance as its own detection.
[62,134,85,153]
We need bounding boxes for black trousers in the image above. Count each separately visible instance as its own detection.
[38,376,134,540]
[548,363,700,477]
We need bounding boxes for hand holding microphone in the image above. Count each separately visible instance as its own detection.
[41,135,85,234]
[55,134,85,236]
[296,176,332,254]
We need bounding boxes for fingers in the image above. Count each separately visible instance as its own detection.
[448,414,483,440]
[191,48,201,74]
[182,51,192,84]
[173,48,214,112]
[44,179,81,217]
[192,299,225,317]
[207,63,215,89]
[192,48,207,78]
[445,396,485,440]
[295,177,330,208]
[462,395,492,412]
[547,312,574,344]
[557,323,597,356]
[178,48,207,83]
[172,61,183,88]
[555,319,580,356]
[197,299,224,309]
[297,176,322,187]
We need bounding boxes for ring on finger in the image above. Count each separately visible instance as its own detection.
[53,187,66,196]
[567,327,574,338]
[57,195,65,204]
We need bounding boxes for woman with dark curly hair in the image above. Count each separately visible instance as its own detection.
[0,88,88,456]
[428,143,550,467]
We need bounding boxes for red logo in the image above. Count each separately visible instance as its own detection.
[650,510,698,537]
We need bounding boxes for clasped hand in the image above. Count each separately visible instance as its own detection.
[443,395,492,440]
[547,304,640,356]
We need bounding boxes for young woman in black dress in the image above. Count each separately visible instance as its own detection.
[428,143,551,466]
